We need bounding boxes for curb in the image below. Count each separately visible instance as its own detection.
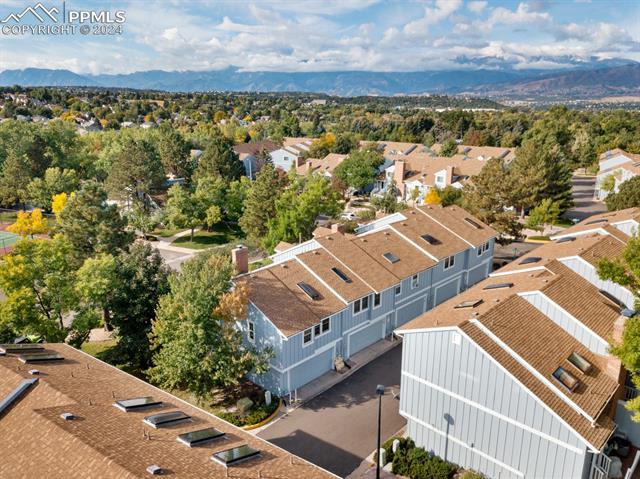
[525,238,551,244]
[241,398,282,430]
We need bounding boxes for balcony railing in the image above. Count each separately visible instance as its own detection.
[624,386,639,401]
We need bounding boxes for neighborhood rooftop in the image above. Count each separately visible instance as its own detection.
[242,205,496,337]
[0,343,335,478]
[395,211,640,452]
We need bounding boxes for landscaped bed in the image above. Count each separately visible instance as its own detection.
[377,437,484,479]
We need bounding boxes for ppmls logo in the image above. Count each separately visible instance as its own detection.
[1,3,59,23]
[1,2,125,36]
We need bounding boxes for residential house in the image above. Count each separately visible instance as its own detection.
[233,140,280,179]
[430,143,517,163]
[396,210,640,479]
[235,205,497,396]
[270,137,314,173]
[0,343,335,478]
[296,153,347,177]
[595,149,640,200]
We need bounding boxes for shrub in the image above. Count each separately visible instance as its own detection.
[459,470,485,479]
[374,436,414,465]
[390,440,457,479]
[216,397,279,427]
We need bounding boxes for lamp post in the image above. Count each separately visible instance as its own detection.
[376,384,385,479]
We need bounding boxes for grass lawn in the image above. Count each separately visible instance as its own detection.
[554,218,576,228]
[528,235,551,242]
[151,227,184,238]
[81,339,117,357]
[249,257,273,271]
[172,223,243,250]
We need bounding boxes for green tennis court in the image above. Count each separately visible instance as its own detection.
[0,230,20,252]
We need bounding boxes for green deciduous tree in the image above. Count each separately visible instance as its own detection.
[154,123,194,180]
[239,163,283,244]
[105,136,164,206]
[26,167,78,210]
[194,134,245,181]
[606,176,640,211]
[333,148,384,191]
[57,181,133,263]
[526,198,561,234]
[109,243,170,369]
[165,184,204,242]
[439,138,458,157]
[264,174,341,251]
[0,236,80,342]
[76,253,119,329]
[372,180,402,214]
[462,157,522,243]
[148,252,270,400]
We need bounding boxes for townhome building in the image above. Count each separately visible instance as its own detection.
[595,149,640,200]
[372,141,515,203]
[270,137,314,172]
[233,139,280,179]
[396,209,639,479]
[235,205,497,397]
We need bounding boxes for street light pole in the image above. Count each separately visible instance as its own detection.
[376,384,385,479]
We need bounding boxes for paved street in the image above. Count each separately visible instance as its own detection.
[564,174,606,221]
[258,345,406,478]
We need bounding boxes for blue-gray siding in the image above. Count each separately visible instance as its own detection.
[248,239,495,395]
[401,330,590,479]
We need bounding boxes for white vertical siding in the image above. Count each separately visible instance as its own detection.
[400,330,589,479]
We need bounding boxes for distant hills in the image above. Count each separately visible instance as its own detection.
[1,60,639,99]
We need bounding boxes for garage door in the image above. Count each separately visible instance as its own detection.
[467,263,488,287]
[396,297,426,328]
[289,347,334,391]
[348,320,383,357]
[434,278,460,306]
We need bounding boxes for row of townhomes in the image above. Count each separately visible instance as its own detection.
[236,204,497,396]
[0,343,336,478]
[397,207,640,479]
[370,141,516,203]
[231,137,516,205]
[595,148,640,200]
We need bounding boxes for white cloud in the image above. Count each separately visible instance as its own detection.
[403,0,463,37]
[487,2,551,27]
[467,1,487,13]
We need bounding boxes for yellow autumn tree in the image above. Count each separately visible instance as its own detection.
[424,188,442,205]
[52,192,68,219]
[7,209,48,238]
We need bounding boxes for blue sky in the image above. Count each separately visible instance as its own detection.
[0,0,639,74]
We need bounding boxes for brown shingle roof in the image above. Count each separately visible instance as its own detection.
[316,233,400,292]
[0,344,335,479]
[297,249,372,303]
[477,295,619,420]
[233,140,280,156]
[351,229,436,278]
[552,208,640,238]
[417,205,497,248]
[389,209,469,260]
[460,322,616,450]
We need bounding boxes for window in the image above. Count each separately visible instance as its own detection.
[454,299,483,309]
[568,352,592,374]
[519,256,541,265]
[297,281,320,300]
[303,328,312,345]
[247,321,255,343]
[552,367,579,392]
[321,317,330,334]
[383,252,400,264]
[373,292,381,308]
[411,274,419,289]
[395,285,402,296]
[444,255,455,270]
[435,174,445,185]
[464,217,482,229]
[331,267,352,283]
[477,241,490,256]
[353,296,370,314]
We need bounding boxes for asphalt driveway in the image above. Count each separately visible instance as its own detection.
[564,174,606,221]
[258,344,406,478]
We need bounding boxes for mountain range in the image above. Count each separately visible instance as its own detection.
[1,60,639,99]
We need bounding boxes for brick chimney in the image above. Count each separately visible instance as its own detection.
[231,245,249,275]
[331,223,346,234]
[393,160,406,197]
[445,165,455,186]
